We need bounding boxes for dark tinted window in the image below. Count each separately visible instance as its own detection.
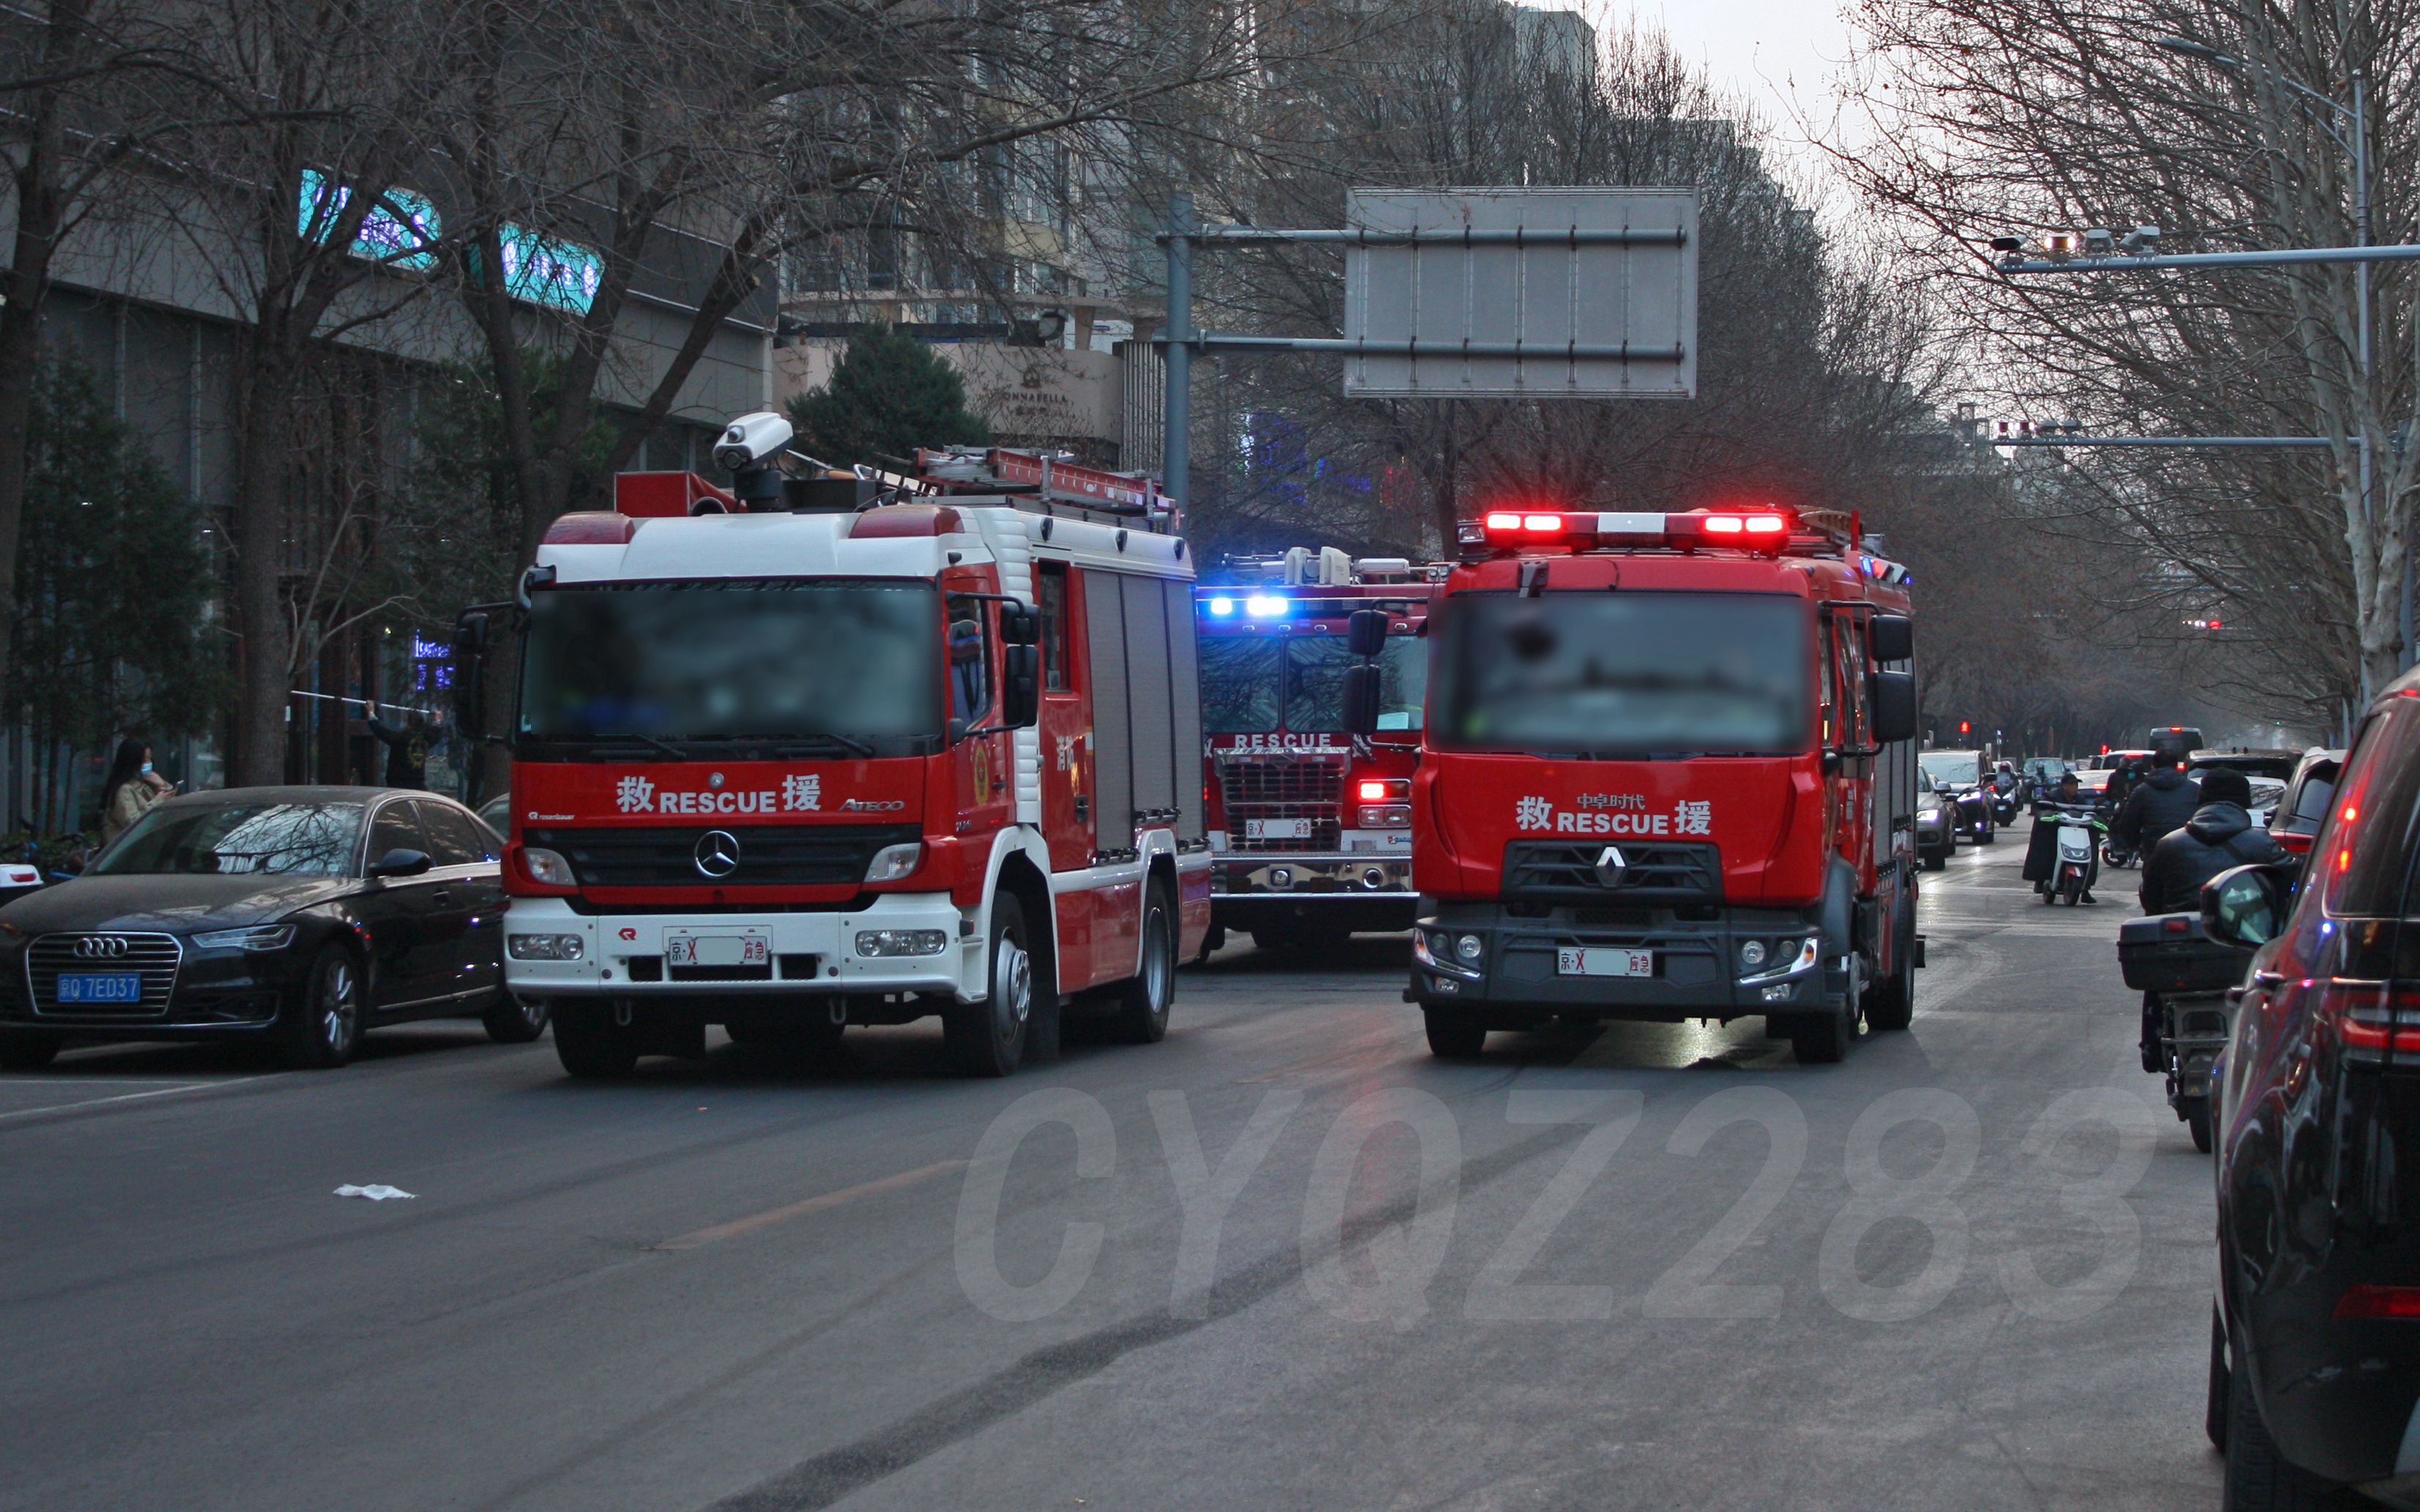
[2326,706,2420,916]
[1285,637,1426,733]
[1200,637,1280,733]
[2281,763,2339,834]
[415,802,489,865]
[1039,564,1070,693]
[368,804,428,868]
[92,802,365,877]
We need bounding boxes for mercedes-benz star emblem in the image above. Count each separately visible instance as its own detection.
[75,936,130,958]
[693,830,741,879]
[1593,846,1629,886]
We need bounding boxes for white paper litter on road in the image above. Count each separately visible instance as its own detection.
[333,1184,415,1202]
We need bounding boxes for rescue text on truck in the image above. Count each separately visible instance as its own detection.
[1340,505,1921,1065]
[453,413,1211,1079]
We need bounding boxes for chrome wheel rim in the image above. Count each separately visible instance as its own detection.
[995,937,1031,1034]
[321,959,359,1053]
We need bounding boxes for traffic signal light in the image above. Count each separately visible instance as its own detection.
[1959,720,1971,736]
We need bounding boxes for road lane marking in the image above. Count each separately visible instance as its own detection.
[0,1076,269,1124]
[651,1160,969,1252]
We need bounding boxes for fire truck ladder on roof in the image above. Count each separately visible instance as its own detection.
[856,447,1179,532]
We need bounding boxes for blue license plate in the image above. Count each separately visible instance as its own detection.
[57,972,141,1003]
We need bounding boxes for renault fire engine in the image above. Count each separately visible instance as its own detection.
[1197,548,1441,951]
[1359,505,1921,1064]
[457,417,1211,1079]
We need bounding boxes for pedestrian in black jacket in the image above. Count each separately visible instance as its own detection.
[2135,768,2285,1070]
[2110,759,2200,857]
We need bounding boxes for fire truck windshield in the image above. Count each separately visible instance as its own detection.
[1200,636,1425,734]
[516,580,940,753]
[1431,591,1809,756]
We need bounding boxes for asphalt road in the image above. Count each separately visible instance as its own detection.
[0,823,2223,1511]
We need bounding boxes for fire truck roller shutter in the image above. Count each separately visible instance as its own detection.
[1123,576,1178,825]
[1163,579,1206,843]
[1083,570,1136,857]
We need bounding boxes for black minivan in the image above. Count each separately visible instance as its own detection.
[2203,680,2420,1506]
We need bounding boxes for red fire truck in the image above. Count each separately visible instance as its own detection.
[456,417,1211,1079]
[1355,505,1921,1064]
[1196,548,1440,951]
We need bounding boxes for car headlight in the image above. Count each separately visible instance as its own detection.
[507,933,584,961]
[855,929,948,958]
[521,846,576,887]
[193,923,297,952]
[864,843,924,884]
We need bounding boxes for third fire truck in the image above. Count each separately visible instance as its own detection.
[1348,505,1922,1064]
[1197,548,1441,952]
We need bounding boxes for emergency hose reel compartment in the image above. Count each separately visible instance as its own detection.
[2118,914,2251,994]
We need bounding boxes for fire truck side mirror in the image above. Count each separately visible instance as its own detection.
[453,611,490,742]
[1340,663,1383,737]
[1869,614,1914,663]
[1346,608,1389,660]
[1871,670,1918,744]
[1002,645,1042,729]
[1000,603,1042,647]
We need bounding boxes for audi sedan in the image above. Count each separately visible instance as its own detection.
[0,787,537,1070]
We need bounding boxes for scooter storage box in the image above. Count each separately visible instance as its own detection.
[2118,914,2249,993]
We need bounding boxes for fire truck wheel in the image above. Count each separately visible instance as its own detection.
[554,1006,639,1079]
[1424,1009,1488,1059]
[1110,880,1177,1043]
[1789,967,1856,1064]
[947,897,1033,1078]
[1865,909,1918,1034]
[482,992,551,1044]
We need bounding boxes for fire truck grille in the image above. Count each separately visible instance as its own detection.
[1217,755,1344,852]
[528,824,922,888]
[1502,841,1721,904]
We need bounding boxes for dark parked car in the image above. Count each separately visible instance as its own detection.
[2265,747,2345,860]
[2202,684,2420,1505]
[0,787,535,1070]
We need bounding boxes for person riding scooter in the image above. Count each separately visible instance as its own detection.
[2024,770,2101,902]
[2109,755,2200,862]
[2133,767,2285,1071]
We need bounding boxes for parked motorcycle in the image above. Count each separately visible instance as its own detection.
[2118,912,2253,1152]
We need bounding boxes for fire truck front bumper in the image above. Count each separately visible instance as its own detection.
[1406,901,1828,1024]
[1210,852,1417,934]
[501,894,982,1004]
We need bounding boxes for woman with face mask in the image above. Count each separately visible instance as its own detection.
[98,737,176,843]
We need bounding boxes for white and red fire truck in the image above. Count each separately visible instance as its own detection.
[1196,548,1441,951]
[457,417,1211,1078]
[1346,505,1922,1064]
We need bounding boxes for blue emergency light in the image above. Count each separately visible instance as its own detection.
[1245,595,1288,618]
[1207,596,1236,616]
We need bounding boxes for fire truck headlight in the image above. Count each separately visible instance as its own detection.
[855,929,949,958]
[1455,934,1483,961]
[522,847,576,887]
[1738,939,1768,969]
[864,843,924,884]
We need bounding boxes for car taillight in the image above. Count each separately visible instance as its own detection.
[2336,1284,2420,1319]
[2276,830,2314,856]
[2333,983,2420,1066]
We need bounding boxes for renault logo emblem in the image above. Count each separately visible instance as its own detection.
[1593,846,1628,886]
[75,936,130,958]
[694,830,741,878]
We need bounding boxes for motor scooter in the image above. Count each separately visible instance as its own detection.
[2118,913,2253,1152]
[2041,807,2105,904]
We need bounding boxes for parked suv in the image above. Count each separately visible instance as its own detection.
[2202,684,2420,1505]
[2265,747,2345,860]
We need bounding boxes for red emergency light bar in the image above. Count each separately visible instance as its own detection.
[1474,507,1798,554]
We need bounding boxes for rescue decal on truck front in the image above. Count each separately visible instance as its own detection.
[613,773,825,815]
[1514,794,1712,837]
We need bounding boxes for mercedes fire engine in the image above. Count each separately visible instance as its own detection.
[1350,505,1921,1064]
[1197,548,1441,951]
[456,417,1211,1079]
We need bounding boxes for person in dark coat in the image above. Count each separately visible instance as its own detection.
[2139,767,2284,915]
[2110,758,2200,857]
[2134,767,2286,1069]
[363,704,436,789]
